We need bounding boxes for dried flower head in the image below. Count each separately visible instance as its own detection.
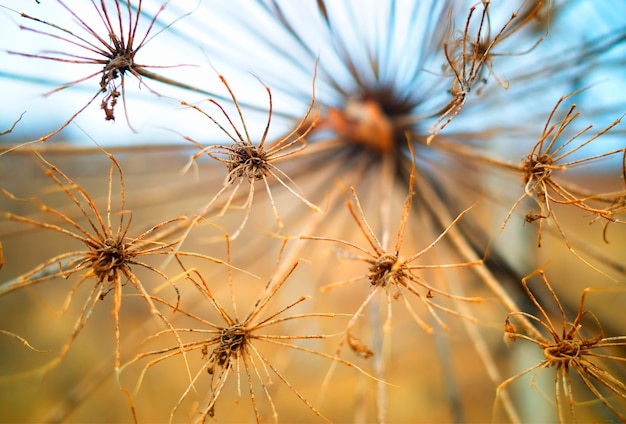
[427,0,548,144]
[497,269,626,422]
[180,71,321,238]
[0,148,225,376]
[123,240,372,423]
[303,145,484,357]
[0,0,625,422]
[499,92,624,272]
[2,0,203,142]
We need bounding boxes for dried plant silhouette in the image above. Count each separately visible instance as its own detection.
[1,0,206,142]
[1,0,625,423]
[122,240,373,423]
[180,71,321,239]
[0,149,226,378]
[497,269,626,422]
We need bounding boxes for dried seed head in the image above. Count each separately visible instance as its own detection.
[226,142,270,181]
[3,1,203,141]
[543,339,581,364]
[368,252,405,288]
[100,50,135,91]
[497,270,626,422]
[91,237,133,283]
[522,153,554,186]
[209,323,247,372]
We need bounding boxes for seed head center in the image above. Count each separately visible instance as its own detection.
[544,339,582,363]
[206,323,247,373]
[523,153,554,185]
[327,99,394,153]
[93,237,129,282]
[227,143,270,181]
[369,253,405,288]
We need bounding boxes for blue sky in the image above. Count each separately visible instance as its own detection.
[0,0,624,160]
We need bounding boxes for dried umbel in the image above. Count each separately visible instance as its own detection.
[1,0,207,142]
[0,148,225,377]
[180,71,321,238]
[1,0,625,422]
[497,269,626,422]
[122,241,373,423]
[428,0,548,144]
[302,144,484,357]
[500,92,624,272]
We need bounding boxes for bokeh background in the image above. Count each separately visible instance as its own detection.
[1,1,625,423]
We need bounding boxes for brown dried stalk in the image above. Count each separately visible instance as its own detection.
[587,150,626,243]
[0,112,25,137]
[497,269,626,422]
[0,329,46,353]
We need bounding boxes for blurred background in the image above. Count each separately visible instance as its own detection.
[1,1,625,423]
